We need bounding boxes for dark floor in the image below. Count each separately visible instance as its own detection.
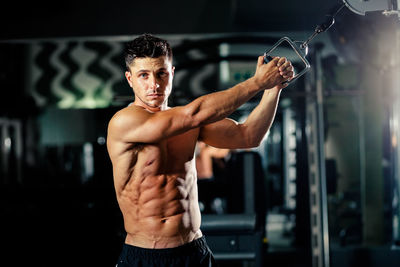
[1,183,123,267]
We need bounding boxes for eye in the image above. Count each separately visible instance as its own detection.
[158,71,168,78]
[139,73,148,78]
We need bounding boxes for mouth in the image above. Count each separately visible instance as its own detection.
[148,93,163,98]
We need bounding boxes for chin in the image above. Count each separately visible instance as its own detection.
[151,100,165,107]
[146,102,163,109]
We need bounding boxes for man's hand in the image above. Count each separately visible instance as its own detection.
[275,57,294,90]
[277,57,294,81]
[253,56,294,90]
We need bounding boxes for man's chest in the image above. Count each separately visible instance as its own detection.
[134,129,199,172]
[165,129,199,162]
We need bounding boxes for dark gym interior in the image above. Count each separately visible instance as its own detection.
[1,0,400,266]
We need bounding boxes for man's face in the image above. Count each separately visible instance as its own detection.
[125,56,174,110]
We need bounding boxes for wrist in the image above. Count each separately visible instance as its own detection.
[248,77,266,92]
[269,85,283,92]
[263,86,282,98]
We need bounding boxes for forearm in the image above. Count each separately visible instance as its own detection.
[186,77,262,127]
[242,87,282,146]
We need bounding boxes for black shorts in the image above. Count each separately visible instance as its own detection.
[116,236,217,267]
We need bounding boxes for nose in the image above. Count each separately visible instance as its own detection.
[149,75,160,91]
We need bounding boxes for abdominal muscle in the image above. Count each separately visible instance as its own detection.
[117,168,202,249]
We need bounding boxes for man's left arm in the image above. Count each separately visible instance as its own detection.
[199,86,282,149]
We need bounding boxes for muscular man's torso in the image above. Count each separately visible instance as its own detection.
[108,125,202,249]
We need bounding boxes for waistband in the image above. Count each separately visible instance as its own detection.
[121,236,209,257]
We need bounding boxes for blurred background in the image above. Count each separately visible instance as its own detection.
[1,0,400,266]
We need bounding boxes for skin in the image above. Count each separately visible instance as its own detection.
[195,141,230,179]
[106,54,293,248]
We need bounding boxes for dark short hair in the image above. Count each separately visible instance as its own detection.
[124,33,173,71]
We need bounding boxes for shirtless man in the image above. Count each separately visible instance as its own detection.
[106,34,293,267]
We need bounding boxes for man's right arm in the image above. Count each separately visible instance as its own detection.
[108,56,285,144]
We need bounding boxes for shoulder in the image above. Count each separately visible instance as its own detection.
[108,105,150,132]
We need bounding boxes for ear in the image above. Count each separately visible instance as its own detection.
[125,71,133,88]
[171,66,175,77]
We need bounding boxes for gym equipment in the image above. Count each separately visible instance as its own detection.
[264,0,400,85]
[263,4,345,84]
[201,151,266,267]
[343,0,400,17]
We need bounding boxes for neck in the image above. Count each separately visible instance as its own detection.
[160,100,169,111]
[133,100,169,112]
